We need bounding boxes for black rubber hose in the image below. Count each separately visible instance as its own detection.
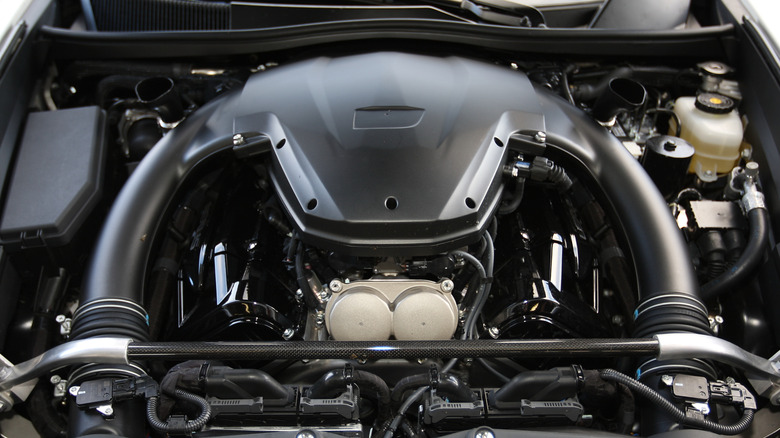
[308,369,391,419]
[390,375,435,405]
[701,208,769,301]
[295,242,320,309]
[146,389,211,433]
[477,358,512,383]
[390,373,475,405]
[399,418,420,438]
[599,369,754,435]
[498,179,525,215]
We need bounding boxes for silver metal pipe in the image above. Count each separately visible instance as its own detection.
[549,233,565,291]
[655,333,780,401]
[0,338,131,392]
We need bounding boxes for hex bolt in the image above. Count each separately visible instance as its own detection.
[488,327,500,339]
[315,312,325,327]
[55,315,66,323]
[319,290,330,301]
[282,328,295,340]
[329,280,343,293]
[745,162,759,181]
[534,131,547,143]
[232,133,245,146]
[440,279,454,292]
[50,375,62,384]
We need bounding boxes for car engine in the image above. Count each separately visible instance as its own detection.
[0,2,778,437]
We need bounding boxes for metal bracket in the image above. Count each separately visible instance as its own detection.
[656,333,780,404]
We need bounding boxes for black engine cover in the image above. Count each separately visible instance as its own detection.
[234,53,545,255]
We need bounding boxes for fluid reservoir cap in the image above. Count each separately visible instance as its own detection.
[645,135,694,159]
[695,93,735,114]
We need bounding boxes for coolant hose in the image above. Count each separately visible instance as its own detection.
[701,208,769,301]
[308,368,391,419]
[390,373,475,405]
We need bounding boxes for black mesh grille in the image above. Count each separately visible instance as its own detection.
[91,0,230,31]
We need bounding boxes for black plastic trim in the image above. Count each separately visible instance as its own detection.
[40,21,735,60]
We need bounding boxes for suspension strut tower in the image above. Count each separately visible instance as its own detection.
[68,54,711,437]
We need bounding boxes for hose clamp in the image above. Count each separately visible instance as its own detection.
[742,184,766,212]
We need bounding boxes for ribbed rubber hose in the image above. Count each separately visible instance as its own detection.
[701,208,769,301]
[599,369,754,435]
[146,389,211,433]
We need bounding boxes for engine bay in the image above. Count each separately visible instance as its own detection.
[1,2,779,436]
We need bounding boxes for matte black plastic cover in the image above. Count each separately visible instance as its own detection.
[232,53,545,255]
[0,106,105,248]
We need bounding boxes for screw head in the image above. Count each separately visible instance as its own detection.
[282,328,295,340]
[50,375,62,384]
[297,430,316,438]
[69,386,80,397]
[488,327,500,339]
[475,428,495,438]
[55,314,66,323]
[315,312,325,327]
[661,375,674,387]
[534,131,547,143]
[441,279,454,292]
[319,290,330,301]
[232,133,245,146]
[329,280,343,293]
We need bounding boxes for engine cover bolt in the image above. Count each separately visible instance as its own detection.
[232,133,245,146]
[282,328,295,340]
[329,280,343,293]
[488,327,500,339]
[475,428,495,438]
[441,279,454,292]
[319,290,331,301]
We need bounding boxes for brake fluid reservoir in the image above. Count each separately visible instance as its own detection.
[671,93,743,182]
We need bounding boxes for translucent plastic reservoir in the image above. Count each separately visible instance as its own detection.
[671,94,743,182]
